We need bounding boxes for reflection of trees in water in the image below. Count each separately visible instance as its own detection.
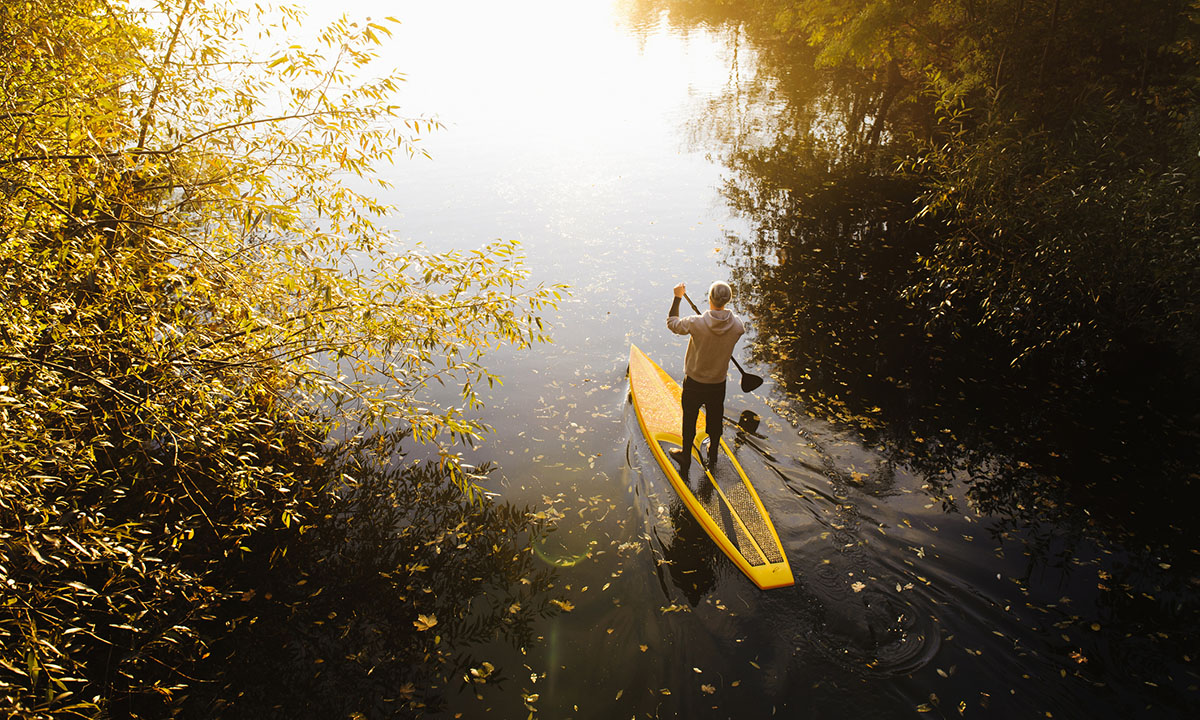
[723,128,1200,533]
[188,432,560,718]
[719,152,1200,715]
[623,0,928,164]
[623,2,1200,712]
[707,64,1200,720]
[630,0,1200,535]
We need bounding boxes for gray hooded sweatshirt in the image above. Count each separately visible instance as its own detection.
[667,304,745,384]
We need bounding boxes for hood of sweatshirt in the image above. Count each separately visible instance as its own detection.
[703,309,738,334]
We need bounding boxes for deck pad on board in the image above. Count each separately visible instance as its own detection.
[663,441,761,564]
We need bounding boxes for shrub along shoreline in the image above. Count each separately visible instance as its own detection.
[0,1,562,716]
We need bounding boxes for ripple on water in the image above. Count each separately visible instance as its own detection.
[803,562,942,677]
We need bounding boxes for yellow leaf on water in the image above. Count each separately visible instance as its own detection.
[469,662,495,681]
[413,614,437,631]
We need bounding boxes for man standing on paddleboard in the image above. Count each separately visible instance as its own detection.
[667,280,745,482]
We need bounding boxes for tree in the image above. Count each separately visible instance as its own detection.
[0,0,561,716]
[4,0,562,466]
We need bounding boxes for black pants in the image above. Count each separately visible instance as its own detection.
[680,376,725,464]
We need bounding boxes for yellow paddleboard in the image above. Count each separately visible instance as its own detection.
[628,344,793,590]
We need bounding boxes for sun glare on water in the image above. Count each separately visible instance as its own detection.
[317,0,729,153]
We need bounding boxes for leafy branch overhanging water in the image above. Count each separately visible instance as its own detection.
[0,1,563,716]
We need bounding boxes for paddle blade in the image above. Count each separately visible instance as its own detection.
[740,373,764,393]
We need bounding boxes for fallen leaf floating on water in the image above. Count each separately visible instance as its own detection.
[701,684,716,694]
[413,614,437,631]
[550,599,574,612]
[851,581,866,592]
[469,662,495,682]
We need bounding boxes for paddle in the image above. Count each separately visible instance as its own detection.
[682,292,764,392]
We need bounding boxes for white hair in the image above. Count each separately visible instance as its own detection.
[708,281,732,308]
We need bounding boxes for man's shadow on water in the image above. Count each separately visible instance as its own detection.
[659,410,766,606]
[662,488,720,606]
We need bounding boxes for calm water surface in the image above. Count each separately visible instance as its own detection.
[323,1,1196,717]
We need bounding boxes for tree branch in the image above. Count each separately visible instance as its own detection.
[138,0,193,150]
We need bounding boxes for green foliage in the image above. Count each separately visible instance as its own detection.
[0,0,562,716]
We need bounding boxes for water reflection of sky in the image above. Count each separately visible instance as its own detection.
[369,0,767,476]
[376,0,756,263]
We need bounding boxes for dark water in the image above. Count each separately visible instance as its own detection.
[330,0,1199,716]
